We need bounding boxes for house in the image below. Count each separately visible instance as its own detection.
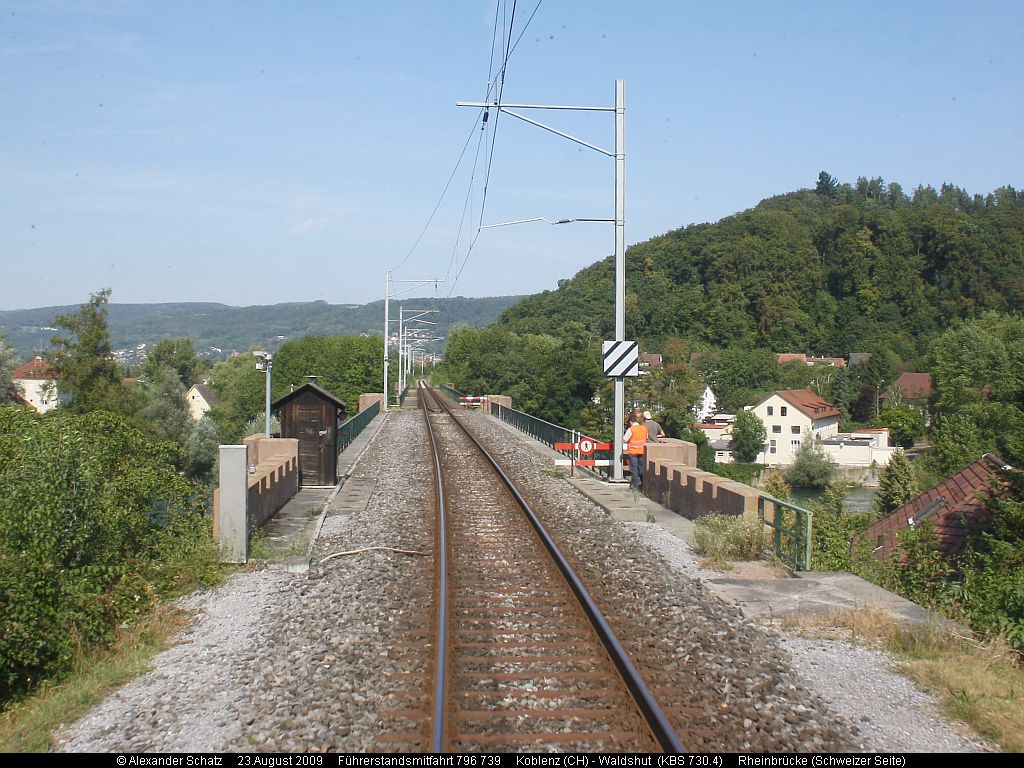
[892,372,932,408]
[695,414,736,463]
[778,353,846,367]
[639,353,663,372]
[11,356,67,413]
[818,427,896,468]
[853,453,1013,561]
[186,381,220,420]
[751,388,841,466]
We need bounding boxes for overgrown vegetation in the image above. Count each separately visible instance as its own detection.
[693,513,765,569]
[0,606,190,752]
[0,405,221,706]
[808,471,1024,652]
[784,443,836,489]
[787,606,1023,752]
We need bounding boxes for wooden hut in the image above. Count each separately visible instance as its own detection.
[272,382,347,487]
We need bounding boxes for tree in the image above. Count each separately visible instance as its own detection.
[138,367,191,446]
[784,442,836,488]
[874,405,926,448]
[815,171,838,198]
[731,411,766,463]
[874,450,918,516]
[48,289,128,415]
[142,338,201,387]
[926,312,1024,471]
[762,469,792,501]
[0,336,21,403]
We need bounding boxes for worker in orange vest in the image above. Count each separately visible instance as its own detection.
[623,414,649,490]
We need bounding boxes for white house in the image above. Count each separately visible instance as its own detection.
[819,428,895,468]
[11,356,67,413]
[751,388,840,466]
[185,381,220,420]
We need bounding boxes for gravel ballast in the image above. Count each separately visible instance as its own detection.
[57,406,992,752]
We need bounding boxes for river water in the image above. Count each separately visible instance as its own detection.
[790,485,878,514]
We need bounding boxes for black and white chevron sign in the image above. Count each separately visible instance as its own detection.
[602,340,639,377]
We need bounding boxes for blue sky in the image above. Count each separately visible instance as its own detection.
[2,0,1023,311]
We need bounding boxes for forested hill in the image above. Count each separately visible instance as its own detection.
[0,295,523,357]
[500,176,1024,363]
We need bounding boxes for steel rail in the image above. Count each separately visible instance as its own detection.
[425,383,685,753]
[419,384,449,752]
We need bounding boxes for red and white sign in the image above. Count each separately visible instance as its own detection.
[553,439,612,454]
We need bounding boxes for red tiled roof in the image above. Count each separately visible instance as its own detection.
[11,357,58,380]
[854,454,1012,560]
[808,356,846,367]
[774,388,840,420]
[777,353,807,365]
[895,372,932,400]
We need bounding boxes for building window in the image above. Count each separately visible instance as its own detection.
[769,439,777,454]
[767,406,774,416]
[716,452,724,458]
[791,439,801,452]
[791,425,800,434]
[772,425,782,434]
[781,406,788,416]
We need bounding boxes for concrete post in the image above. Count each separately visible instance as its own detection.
[218,444,248,563]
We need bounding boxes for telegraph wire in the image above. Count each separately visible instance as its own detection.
[396,0,546,298]
[389,1,508,278]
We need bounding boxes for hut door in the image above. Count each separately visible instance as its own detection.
[296,404,329,485]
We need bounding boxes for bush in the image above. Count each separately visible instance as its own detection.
[713,462,762,485]
[784,442,836,488]
[0,406,220,703]
[694,513,765,566]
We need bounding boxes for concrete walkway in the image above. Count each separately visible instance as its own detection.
[256,487,332,559]
[483,410,948,629]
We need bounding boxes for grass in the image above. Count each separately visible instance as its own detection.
[785,606,1023,752]
[693,513,766,570]
[0,605,191,752]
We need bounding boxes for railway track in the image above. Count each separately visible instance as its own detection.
[376,383,683,753]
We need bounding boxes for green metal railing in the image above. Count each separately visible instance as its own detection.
[490,401,613,479]
[339,400,381,453]
[438,384,464,402]
[758,494,813,571]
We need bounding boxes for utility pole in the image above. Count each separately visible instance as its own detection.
[383,275,440,410]
[457,80,627,481]
[613,80,626,482]
[399,308,438,393]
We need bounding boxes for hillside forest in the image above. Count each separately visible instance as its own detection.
[436,174,1024,478]
[434,174,1024,649]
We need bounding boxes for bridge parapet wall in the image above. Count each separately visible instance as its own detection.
[644,442,759,520]
[359,393,384,412]
[213,436,300,550]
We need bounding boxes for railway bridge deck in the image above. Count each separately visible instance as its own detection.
[55,391,987,753]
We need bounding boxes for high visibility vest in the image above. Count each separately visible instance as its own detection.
[626,424,649,455]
